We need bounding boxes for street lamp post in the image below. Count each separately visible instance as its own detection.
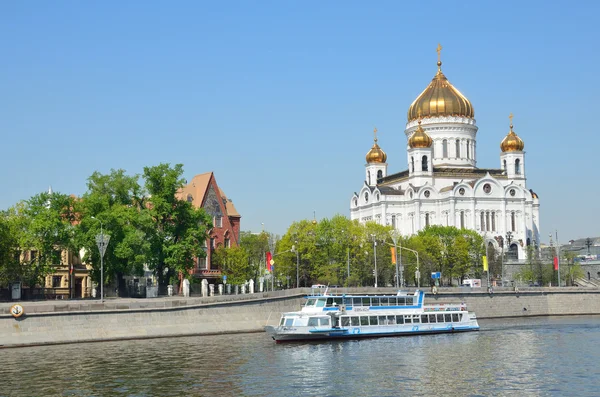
[294,240,300,288]
[389,230,401,289]
[92,217,110,303]
[371,234,378,288]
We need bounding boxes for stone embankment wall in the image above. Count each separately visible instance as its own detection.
[1,288,599,348]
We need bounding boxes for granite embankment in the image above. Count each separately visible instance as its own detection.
[1,287,599,348]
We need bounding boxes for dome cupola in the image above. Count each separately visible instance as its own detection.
[407,44,474,122]
[500,114,525,152]
[408,119,433,148]
[365,128,387,163]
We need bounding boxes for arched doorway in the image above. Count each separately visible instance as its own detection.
[508,243,519,260]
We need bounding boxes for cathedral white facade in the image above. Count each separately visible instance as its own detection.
[350,53,540,260]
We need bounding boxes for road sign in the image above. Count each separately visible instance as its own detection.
[431,272,441,279]
[95,233,110,258]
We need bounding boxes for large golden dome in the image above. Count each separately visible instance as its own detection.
[408,120,433,148]
[407,54,474,121]
[500,121,525,152]
[365,128,387,163]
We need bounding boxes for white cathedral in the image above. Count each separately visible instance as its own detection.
[350,51,540,260]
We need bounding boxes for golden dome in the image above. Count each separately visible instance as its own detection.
[500,115,525,152]
[408,120,433,148]
[407,47,474,121]
[365,128,387,163]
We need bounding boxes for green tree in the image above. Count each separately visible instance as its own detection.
[213,245,251,285]
[143,163,212,286]
[0,210,20,287]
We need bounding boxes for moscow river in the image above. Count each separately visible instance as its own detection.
[2,316,600,397]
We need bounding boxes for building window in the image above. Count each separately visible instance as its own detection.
[511,212,516,232]
[424,190,430,198]
[515,159,521,175]
[425,213,430,228]
[187,194,193,203]
[224,238,230,248]
[503,159,507,172]
[483,183,491,194]
[422,155,428,171]
[486,212,490,232]
[480,212,485,231]
[442,140,448,158]
[492,211,496,232]
[411,157,414,173]
[466,140,470,159]
[391,215,396,229]
[364,192,369,203]
[30,251,38,263]
[460,211,465,229]
[353,198,358,207]
[456,139,460,158]
[368,172,371,185]
[52,276,62,288]
[459,187,465,196]
[215,216,223,228]
[377,170,383,179]
[375,193,380,201]
[198,257,207,269]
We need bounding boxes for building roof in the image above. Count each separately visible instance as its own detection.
[176,172,240,219]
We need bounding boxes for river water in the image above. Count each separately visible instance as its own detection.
[2,316,600,397]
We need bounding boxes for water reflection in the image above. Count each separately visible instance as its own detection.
[2,316,600,397]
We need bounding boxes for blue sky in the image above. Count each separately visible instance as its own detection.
[1,1,598,243]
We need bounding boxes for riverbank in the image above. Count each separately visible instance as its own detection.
[2,287,599,348]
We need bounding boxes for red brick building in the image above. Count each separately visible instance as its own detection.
[176,172,241,280]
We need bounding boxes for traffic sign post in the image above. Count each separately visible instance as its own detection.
[95,232,110,303]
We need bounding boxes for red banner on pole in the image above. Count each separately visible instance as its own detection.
[266,252,272,272]
[553,257,558,271]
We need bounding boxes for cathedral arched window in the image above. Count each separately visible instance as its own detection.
[411,157,414,173]
[492,211,496,232]
[425,213,430,228]
[422,155,428,171]
[511,212,516,232]
[486,212,490,232]
[365,192,369,203]
[442,140,448,158]
[377,170,383,180]
[503,159,507,172]
[391,215,396,229]
[515,159,521,175]
[466,140,470,159]
[456,139,460,158]
[480,212,485,231]
[460,211,465,229]
[368,172,371,185]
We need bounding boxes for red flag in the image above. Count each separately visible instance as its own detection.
[266,252,272,272]
[553,257,558,271]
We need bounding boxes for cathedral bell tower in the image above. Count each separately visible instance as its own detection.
[407,119,433,182]
[500,113,526,186]
[365,128,387,186]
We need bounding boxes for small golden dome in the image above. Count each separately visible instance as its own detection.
[365,128,387,163]
[407,49,474,121]
[500,116,525,152]
[408,120,433,148]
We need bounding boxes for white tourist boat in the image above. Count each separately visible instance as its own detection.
[265,289,479,342]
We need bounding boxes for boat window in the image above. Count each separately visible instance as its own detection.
[316,299,326,308]
[319,317,330,326]
[362,297,371,306]
[341,317,350,327]
[406,298,413,306]
[444,314,452,322]
[351,317,360,326]
[306,299,316,307]
[397,297,405,306]
[412,315,420,324]
[353,298,362,306]
[388,297,397,306]
[371,298,379,306]
[360,316,369,326]
[396,315,404,325]
[280,318,285,326]
[334,298,344,306]
[459,314,464,321]
[308,317,319,327]
[334,317,340,327]
[405,316,412,324]
[437,314,444,322]
[429,314,436,323]
[387,315,395,325]
[285,318,294,326]
[452,313,459,322]
[326,298,334,307]
[376,316,386,325]
[421,315,429,323]
[344,297,353,306]
[380,297,389,306]
[369,316,378,326]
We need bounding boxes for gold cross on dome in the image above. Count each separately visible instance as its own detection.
[509,112,514,125]
[436,43,442,62]
[373,127,378,141]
